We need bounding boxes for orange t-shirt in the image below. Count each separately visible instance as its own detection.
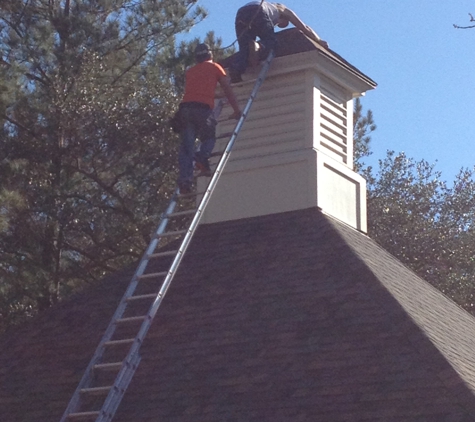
[181,61,226,109]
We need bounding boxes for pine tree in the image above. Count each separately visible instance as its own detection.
[0,0,207,329]
[353,97,376,174]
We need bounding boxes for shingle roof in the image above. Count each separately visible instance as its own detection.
[220,28,377,88]
[2,208,475,421]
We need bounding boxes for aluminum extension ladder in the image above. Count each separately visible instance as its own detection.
[60,50,274,422]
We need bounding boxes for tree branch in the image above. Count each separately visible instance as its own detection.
[1,114,41,140]
[454,12,475,29]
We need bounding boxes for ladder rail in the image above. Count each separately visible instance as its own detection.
[61,50,275,422]
[117,49,276,357]
[96,51,275,421]
[60,191,180,422]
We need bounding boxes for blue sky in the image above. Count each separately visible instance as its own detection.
[183,0,475,181]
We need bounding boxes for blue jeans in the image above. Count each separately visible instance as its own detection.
[178,103,216,184]
[233,4,277,74]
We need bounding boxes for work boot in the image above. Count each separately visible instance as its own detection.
[195,159,212,177]
[178,180,193,194]
[229,68,243,84]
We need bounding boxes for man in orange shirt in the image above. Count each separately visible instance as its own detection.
[177,43,241,194]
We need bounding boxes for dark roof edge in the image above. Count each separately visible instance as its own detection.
[219,28,377,89]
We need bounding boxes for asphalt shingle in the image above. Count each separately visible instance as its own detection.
[1,208,475,421]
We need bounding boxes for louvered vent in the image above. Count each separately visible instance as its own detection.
[320,86,348,164]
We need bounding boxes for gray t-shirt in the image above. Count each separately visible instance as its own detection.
[243,1,281,25]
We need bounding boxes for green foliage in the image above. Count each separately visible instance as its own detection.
[0,0,211,331]
[353,97,376,173]
[367,152,447,271]
[354,102,475,313]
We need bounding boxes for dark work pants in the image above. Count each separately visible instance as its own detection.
[178,102,216,184]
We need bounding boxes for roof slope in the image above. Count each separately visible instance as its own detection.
[1,208,475,421]
[220,28,377,88]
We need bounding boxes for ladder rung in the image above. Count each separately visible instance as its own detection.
[94,362,123,371]
[195,172,213,178]
[81,386,111,395]
[210,150,224,157]
[166,209,196,217]
[138,271,167,280]
[157,229,187,238]
[66,411,100,419]
[104,338,135,346]
[216,132,232,140]
[115,316,146,324]
[127,293,157,301]
[178,190,203,198]
[61,51,275,422]
[147,250,177,259]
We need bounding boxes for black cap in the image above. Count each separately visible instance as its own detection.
[195,43,211,58]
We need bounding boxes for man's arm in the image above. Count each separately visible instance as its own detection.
[218,76,242,120]
[278,6,329,48]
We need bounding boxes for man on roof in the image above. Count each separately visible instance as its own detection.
[230,1,329,83]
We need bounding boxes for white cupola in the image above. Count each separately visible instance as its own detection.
[200,28,376,232]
